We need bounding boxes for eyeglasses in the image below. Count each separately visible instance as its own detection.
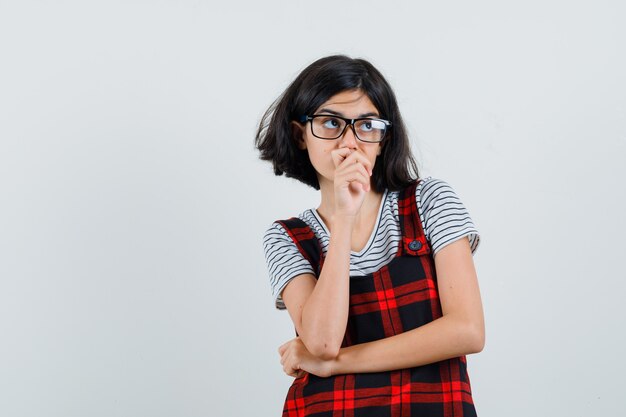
[299,114,391,143]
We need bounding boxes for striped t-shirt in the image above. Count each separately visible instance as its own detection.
[263,177,480,310]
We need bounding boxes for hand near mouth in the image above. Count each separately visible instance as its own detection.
[330,148,373,218]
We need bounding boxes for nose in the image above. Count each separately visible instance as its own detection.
[339,124,358,149]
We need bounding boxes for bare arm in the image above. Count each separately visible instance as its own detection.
[282,148,373,360]
[279,237,484,377]
[282,216,354,359]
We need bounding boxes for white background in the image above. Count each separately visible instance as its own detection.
[1,1,625,416]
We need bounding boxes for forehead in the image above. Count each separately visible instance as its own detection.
[315,89,379,115]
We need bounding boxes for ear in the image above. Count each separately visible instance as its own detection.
[291,121,307,150]
[376,142,383,156]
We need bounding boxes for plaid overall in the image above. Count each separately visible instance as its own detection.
[276,181,477,417]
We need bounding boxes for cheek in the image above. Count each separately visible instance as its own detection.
[309,148,332,166]
[305,147,335,176]
[368,146,381,164]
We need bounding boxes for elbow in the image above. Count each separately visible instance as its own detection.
[465,321,485,354]
[307,340,341,360]
[298,323,343,360]
[468,332,485,354]
[449,315,484,354]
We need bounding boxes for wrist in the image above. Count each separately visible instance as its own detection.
[328,348,346,376]
[329,214,356,231]
[328,356,339,377]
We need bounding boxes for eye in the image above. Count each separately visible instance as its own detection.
[360,121,374,132]
[321,117,341,129]
[357,119,385,132]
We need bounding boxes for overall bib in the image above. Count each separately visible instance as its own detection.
[276,181,476,417]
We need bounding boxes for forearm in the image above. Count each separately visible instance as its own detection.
[299,217,354,358]
[331,313,484,375]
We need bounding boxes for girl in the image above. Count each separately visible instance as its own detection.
[256,55,484,417]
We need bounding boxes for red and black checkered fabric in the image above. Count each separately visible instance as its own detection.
[275,181,477,417]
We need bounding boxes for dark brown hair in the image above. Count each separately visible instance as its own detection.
[255,55,418,192]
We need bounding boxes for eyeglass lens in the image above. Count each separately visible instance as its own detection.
[311,116,386,142]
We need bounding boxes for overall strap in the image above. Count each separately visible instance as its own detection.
[397,180,432,257]
[275,217,324,276]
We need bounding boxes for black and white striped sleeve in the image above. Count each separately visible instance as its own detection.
[416,178,480,255]
[263,222,316,310]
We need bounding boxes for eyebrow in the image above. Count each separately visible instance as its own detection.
[316,108,380,118]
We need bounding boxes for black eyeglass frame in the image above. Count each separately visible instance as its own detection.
[299,114,392,143]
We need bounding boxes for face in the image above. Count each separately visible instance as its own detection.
[295,89,384,187]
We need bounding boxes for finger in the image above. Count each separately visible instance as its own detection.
[282,346,302,374]
[287,361,301,378]
[351,153,373,176]
[284,357,301,378]
[282,351,292,374]
[335,155,371,178]
[340,161,371,181]
[278,340,291,355]
[338,150,373,175]
[337,170,371,192]
[335,170,371,193]
[280,343,293,365]
[331,148,353,168]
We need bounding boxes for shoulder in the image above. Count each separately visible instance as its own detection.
[263,220,290,247]
[262,213,317,310]
[262,213,308,253]
[262,211,316,245]
[415,177,456,206]
[388,177,453,205]
[414,177,481,255]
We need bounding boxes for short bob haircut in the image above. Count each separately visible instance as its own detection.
[255,55,419,193]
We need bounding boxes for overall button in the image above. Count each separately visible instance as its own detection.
[408,240,422,251]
